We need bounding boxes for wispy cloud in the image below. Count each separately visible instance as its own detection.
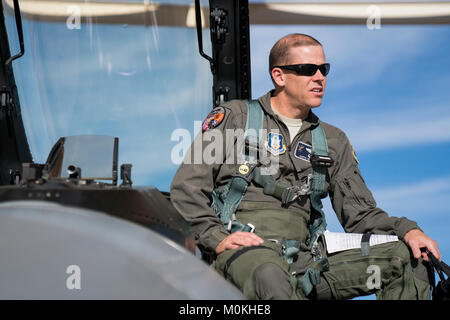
[323,175,450,233]
[373,175,450,202]
[335,104,450,152]
[250,24,442,96]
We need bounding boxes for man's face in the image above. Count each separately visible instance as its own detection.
[281,45,327,109]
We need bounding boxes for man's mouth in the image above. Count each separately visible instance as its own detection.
[310,87,323,95]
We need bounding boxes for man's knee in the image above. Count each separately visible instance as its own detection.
[254,263,291,300]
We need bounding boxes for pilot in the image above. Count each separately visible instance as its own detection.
[170,33,441,300]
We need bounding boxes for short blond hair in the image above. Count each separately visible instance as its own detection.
[269,33,322,80]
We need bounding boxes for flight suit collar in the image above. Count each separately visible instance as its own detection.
[257,90,321,131]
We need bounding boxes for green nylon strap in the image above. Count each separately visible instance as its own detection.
[361,233,372,256]
[361,242,371,257]
[252,167,286,200]
[309,124,329,242]
[301,257,330,297]
[219,176,249,225]
[244,100,264,147]
[302,123,330,296]
[283,240,301,264]
[213,100,264,226]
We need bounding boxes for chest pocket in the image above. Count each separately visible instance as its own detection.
[337,166,376,209]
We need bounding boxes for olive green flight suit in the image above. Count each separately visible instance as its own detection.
[170,91,431,300]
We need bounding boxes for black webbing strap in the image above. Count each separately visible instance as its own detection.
[361,233,372,256]
[428,252,450,300]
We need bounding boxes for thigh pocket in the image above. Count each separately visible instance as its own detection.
[325,255,404,300]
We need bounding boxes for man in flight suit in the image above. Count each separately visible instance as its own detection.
[170,33,441,299]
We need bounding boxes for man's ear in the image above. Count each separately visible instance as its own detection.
[271,67,285,88]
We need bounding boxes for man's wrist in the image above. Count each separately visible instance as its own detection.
[400,226,422,241]
[201,227,230,252]
[396,218,422,240]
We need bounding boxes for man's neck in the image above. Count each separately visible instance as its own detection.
[270,92,311,120]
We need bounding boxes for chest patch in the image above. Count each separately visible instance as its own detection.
[294,141,312,162]
[202,107,225,132]
[264,132,287,156]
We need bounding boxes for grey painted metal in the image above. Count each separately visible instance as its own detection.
[0,200,244,299]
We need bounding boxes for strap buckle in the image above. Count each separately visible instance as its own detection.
[281,174,313,207]
[227,218,255,233]
[311,154,334,167]
[226,213,237,231]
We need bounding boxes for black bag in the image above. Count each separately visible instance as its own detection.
[427,252,450,300]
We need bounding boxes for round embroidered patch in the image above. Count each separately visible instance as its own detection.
[238,164,250,175]
[202,107,225,131]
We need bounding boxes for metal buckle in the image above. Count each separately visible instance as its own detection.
[227,219,255,233]
[311,154,334,167]
[247,223,255,233]
[283,174,313,205]
[227,220,232,231]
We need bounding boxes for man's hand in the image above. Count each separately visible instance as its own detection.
[404,229,441,262]
[215,231,264,255]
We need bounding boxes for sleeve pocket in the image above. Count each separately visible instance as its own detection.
[337,166,376,209]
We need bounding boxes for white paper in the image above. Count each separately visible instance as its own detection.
[323,230,398,254]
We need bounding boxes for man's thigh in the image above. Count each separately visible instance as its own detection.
[214,241,290,299]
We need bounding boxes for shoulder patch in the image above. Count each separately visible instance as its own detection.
[350,143,359,164]
[202,107,226,132]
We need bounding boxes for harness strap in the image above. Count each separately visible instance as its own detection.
[300,257,329,297]
[283,240,301,264]
[309,124,329,249]
[361,233,372,256]
[252,167,313,207]
[244,100,264,157]
[298,124,331,297]
[211,100,263,231]
[220,176,249,226]
[252,167,285,199]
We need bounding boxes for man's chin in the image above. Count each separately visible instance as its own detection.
[309,101,323,109]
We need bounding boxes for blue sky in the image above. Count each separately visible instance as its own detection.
[5,1,450,298]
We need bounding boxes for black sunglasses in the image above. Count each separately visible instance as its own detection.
[274,63,330,77]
